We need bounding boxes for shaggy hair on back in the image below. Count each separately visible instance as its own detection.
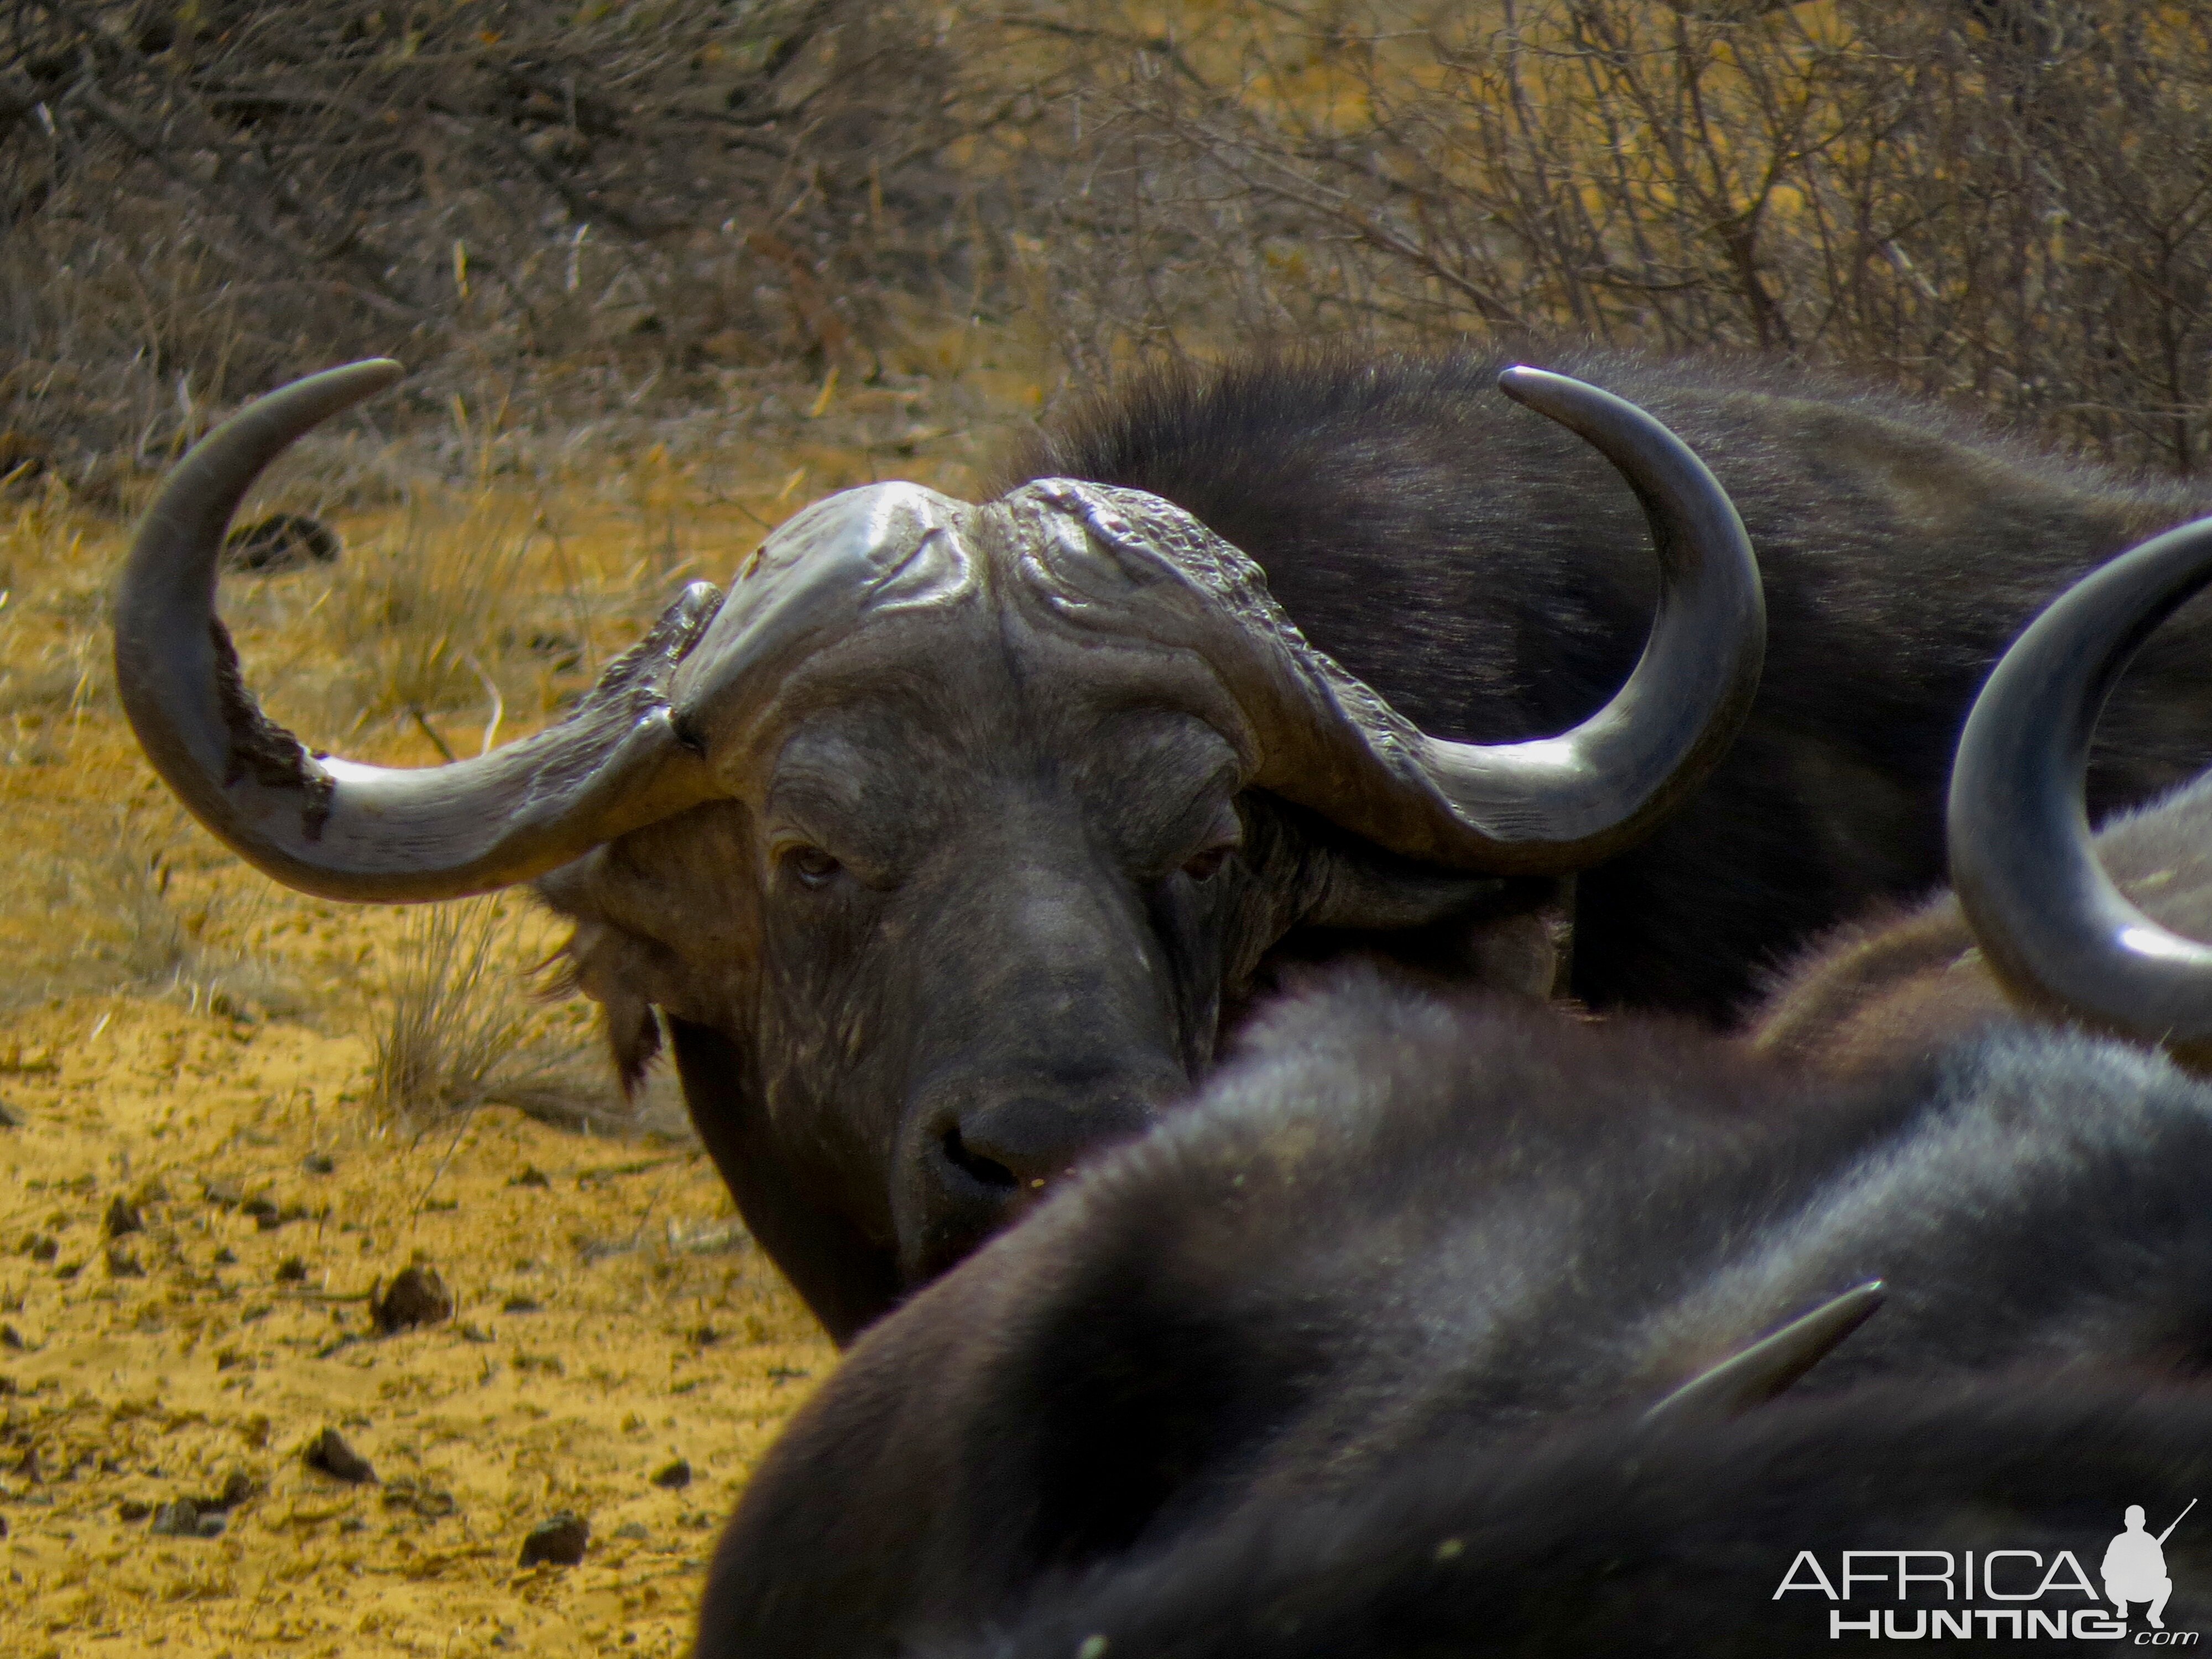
[1003,346,2212,1018]
[696,968,2212,1657]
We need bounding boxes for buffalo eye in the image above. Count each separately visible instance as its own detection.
[1181,842,1235,883]
[784,846,843,889]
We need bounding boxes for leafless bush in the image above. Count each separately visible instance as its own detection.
[1002,1,2212,476]
[1,0,972,477]
[15,4,2212,484]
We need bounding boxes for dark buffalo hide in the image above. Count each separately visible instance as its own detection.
[695,962,2212,1656]
[1008,348,2212,1020]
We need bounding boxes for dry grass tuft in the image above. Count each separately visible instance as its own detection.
[369,896,612,1126]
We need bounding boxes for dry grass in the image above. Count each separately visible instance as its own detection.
[6,801,305,1019]
[369,898,607,1126]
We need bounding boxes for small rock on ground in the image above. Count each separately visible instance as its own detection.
[518,1512,590,1567]
[372,1264,455,1334]
[149,1500,226,1539]
[303,1428,377,1484]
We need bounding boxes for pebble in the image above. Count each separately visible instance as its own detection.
[103,1196,143,1238]
[519,1512,590,1567]
[196,1470,260,1512]
[275,1256,309,1283]
[149,1499,226,1540]
[651,1458,692,1490]
[509,1166,551,1189]
[303,1428,377,1485]
[372,1264,455,1334]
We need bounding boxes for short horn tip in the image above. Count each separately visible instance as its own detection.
[336,358,408,391]
[1495,364,1594,420]
[1495,363,1548,401]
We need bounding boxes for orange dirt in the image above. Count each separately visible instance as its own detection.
[0,354,1036,1655]
[0,997,823,1658]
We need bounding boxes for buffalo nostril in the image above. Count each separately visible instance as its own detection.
[940,1121,1018,1191]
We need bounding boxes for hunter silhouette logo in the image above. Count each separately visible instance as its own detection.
[1775,1501,2201,1642]
[2107,1501,2195,1631]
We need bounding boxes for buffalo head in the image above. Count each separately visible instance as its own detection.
[114,361,1763,1339]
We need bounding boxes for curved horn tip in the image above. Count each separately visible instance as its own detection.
[1493,364,1652,439]
[1494,363,1557,408]
[312,358,408,397]
[1948,515,2212,1048]
[1641,1280,1886,1430]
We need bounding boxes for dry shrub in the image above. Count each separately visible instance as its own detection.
[1,0,972,473]
[319,491,542,736]
[14,3,2212,484]
[369,896,609,1124]
[1000,0,2212,476]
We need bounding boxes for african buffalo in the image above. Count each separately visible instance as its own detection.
[114,358,1762,1340]
[692,518,2212,1656]
[116,349,2212,1342]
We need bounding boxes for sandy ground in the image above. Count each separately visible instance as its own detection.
[0,997,823,1659]
[0,356,1039,1655]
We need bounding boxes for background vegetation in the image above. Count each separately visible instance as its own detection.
[7,2,2212,482]
[5,4,2210,1650]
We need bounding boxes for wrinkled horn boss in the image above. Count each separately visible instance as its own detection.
[116,362,1765,903]
[1950,515,2212,1058]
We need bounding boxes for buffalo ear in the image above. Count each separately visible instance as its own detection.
[1641,1281,1886,1428]
[1299,847,1575,1000]
[607,999,665,1096]
[1457,902,1574,1001]
[536,909,667,1097]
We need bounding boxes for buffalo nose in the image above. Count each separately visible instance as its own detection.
[943,1094,1156,1195]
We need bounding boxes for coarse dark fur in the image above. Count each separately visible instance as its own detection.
[1006,346,2212,1021]
[919,1381,2212,1658]
[1756,769,2212,1072]
[695,968,2212,1656]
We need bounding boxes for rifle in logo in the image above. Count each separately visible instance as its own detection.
[2105,1499,2196,1630]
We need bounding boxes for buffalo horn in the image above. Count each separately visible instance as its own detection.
[1641,1281,1885,1428]
[1402,368,1766,870]
[114,361,725,902]
[1949,517,2212,1057]
[1217,368,1767,874]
